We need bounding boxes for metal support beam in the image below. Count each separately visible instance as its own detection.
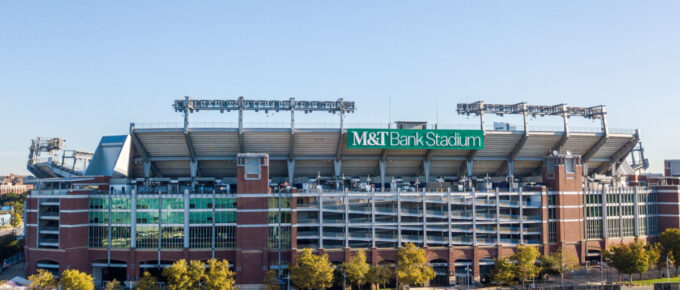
[496,103,529,176]
[287,160,295,184]
[379,160,386,192]
[130,124,161,177]
[595,130,640,174]
[582,106,609,172]
[333,160,342,178]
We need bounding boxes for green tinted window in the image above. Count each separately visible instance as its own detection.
[215,198,236,209]
[111,212,131,224]
[190,212,214,224]
[111,198,131,209]
[137,198,159,209]
[190,198,212,209]
[162,198,183,209]
[136,212,159,224]
[215,211,236,223]
[161,212,184,224]
[89,211,108,223]
[268,211,291,223]
[89,198,108,209]
[268,197,291,208]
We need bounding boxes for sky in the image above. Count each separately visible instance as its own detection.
[1,1,679,175]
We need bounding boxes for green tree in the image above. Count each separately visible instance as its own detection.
[104,279,123,290]
[514,245,541,287]
[343,250,370,289]
[290,248,335,290]
[134,272,159,290]
[604,240,650,284]
[162,259,205,290]
[10,212,21,234]
[659,229,680,275]
[204,259,235,290]
[262,270,280,290]
[647,243,662,278]
[396,243,435,287]
[490,257,516,286]
[539,248,578,287]
[366,265,394,290]
[28,269,58,290]
[59,269,94,290]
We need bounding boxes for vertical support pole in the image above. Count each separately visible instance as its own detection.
[466,160,474,178]
[495,188,500,245]
[397,189,402,246]
[507,161,514,187]
[211,191,216,259]
[345,190,349,248]
[157,187,162,266]
[334,160,342,178]
[131,186,137,248]
[472,189,477,246]
[519,187,524,245]
[238,96,244,135]
[287,160,295,185]
[184,96,190,129]
[318,191,323,249]
[423,160,431,183]
[379,161,386,192]
[144,162,151,179]
[107,191,112,264]
[422,190,427,247]
[183,188,190,248]
[602,186,608,238]
[371,191,376,248]
[447,190,452,245]
[633,187,640,237]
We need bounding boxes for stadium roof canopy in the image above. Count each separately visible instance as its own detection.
[127,123,639,179]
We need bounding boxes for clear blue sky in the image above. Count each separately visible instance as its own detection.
[1,1,679,175]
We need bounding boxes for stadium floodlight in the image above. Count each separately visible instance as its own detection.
[173,96,356,130]
[456,101,606,120]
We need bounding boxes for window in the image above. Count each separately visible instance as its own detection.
[215,226,236,248]
[565,158,575,173]
[111,226,131,248]
[189,226,212,248]
[136,225,159,248]
[269,226,291,249]
[245,157,261,175]
[88,226,107,248]
[161,226,184,248]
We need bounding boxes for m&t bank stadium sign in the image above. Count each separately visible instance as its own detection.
[347,129,484,150]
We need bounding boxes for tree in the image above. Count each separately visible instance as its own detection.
[10,212,21,234]
[104,279,123,290]
[28,269,58,290]
[343,250,370,289]
[604,240,650,284]
[59,269,94,290]
[396,243,435,287]
[659,229,680,275]
[539,248,578,287]
[162,259,205,290]
[366,265,394,290]
[647,243,662,278]
[290,248,335,290]
[514,245,541,287]
[204,259,235,290]
[262,270,280,290]
[491,257,516,286]
[135,272,159,290]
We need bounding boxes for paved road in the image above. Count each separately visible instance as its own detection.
[0,225,23,237]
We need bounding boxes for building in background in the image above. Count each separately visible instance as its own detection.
[0,174,33,195]
[24,98,674,289]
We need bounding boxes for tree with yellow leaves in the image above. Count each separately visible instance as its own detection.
[290,248,335,290]
[396,243,435,288]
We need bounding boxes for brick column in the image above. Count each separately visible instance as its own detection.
[235,153,271,285]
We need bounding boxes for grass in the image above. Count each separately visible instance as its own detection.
[632,275,680,286]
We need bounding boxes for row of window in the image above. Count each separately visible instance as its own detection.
[88,211,237,224]
[88,225,238,249]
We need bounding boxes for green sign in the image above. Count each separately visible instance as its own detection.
[347,129,484,150]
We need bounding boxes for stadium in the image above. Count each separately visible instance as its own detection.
[23,97,680,288]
